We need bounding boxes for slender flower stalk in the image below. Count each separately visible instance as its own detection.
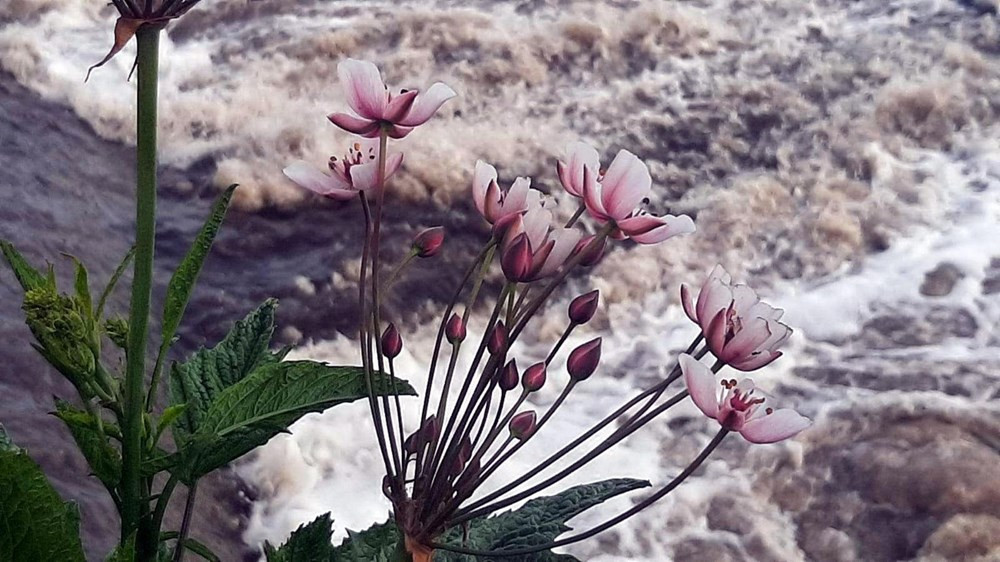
[293,58,808,560]
[121,24,160,545]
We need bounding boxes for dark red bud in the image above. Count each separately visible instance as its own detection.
[381,323,402,358]
[568,290,600,325]
[501,233,534,282]
[488,321,508,355]
[412,226,445,258]
[458,435,472,463]
[567,337,602,381]
[522,362,546,392]
[509,410,537,440]
[574,235,606,267]
[446,313,466,343]
[499,359,519,391]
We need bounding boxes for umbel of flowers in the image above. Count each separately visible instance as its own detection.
[285,59,810,559]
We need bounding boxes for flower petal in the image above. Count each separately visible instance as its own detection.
[617,214,695,244]
[680,284,698,322]
[473,161,497,217]
[730,350,782,371]
[522,206,552,250]
[385,152,404,180]
[502,177,532,216]
[559,141,600,197]
[348,161,379,191]
[739,408,811,444]
[383,90,419,122]
[327,112,380,136]
[283,161,349,195]
[680,354,719,419]
[582,166,610,221]
[539,228,582,277]
[601,150,651,219]
[397,82,457,126]
[722,317,771,362]
[697,279,732,332]
[338,58,388,120]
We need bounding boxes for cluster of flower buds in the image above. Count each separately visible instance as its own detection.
[286,57,810,560]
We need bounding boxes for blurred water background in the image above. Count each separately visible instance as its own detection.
[2,0,1000,560]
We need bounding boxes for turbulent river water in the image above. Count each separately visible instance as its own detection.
[2,0,1000,560]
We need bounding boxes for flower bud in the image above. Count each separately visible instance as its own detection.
[521,362,546,392]
[499,359,519,391]
[568,290,600,325]
[446,313,466,343]
[381,323,402,359]
[412,226,445,258]
[488,321,508,355]
[567,337,602,381]
[574,235,606,267]
[509,410,537,440]
[501,233,534,282]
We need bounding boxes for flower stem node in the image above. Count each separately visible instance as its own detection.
[567,338,602,381]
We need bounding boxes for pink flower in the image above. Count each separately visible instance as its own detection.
[284,139,403,201]
[680,354,810,444]
[328,59,456,139]
[472,161,542,225]
[498,204,582,282]
[578,147,695,244]
[680,265,792,371]
[557,141,600,198]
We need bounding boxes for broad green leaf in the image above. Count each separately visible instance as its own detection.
[437,478,650,561]
[169,299,279,438]
[0,240,47,292]
[97,246,136,319]
[264,512,335,562]
[159,184,237,360]
[105,533,135,562]
[0,426,86,561]
[331,519,399,562]
[52,401,122,495]
[178,361,415,482]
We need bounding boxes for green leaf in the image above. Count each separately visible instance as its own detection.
[0,426,86,562]
[158,532,220,562]
[52,401,122,495]
[155,404,187,442]
[97,246,136,319]
[264,512,335,562]
[178,361,415,482]
[169,299,279,438]
[331,520,399,562]
[105,533,136,562]
[0,240,48,292]
[159,184,237,360]
[437,478,650,561]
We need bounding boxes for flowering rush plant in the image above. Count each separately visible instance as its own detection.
[277,59,811,560]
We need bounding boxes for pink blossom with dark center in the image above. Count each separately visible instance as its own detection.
[680,354,810,444]
[284,139,403,201]
[471,161,542,225]
[328,59,456,139]
[569,144,694,244]
[497,203,581,282]
[680,265,792,371]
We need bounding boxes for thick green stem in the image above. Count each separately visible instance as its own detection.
[122,25,160,548]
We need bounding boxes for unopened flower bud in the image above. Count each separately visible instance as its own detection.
[522,362,546,392]
[488,321,508,355]
[567,337,602,381]
[501,233,534,282]
[568,290,600,325]
[412,226,445,258]
[381,323,402,359]
[446,313,466,343]
[499,359,519,391]
[509,410,537,440]
[574,235,606,267]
